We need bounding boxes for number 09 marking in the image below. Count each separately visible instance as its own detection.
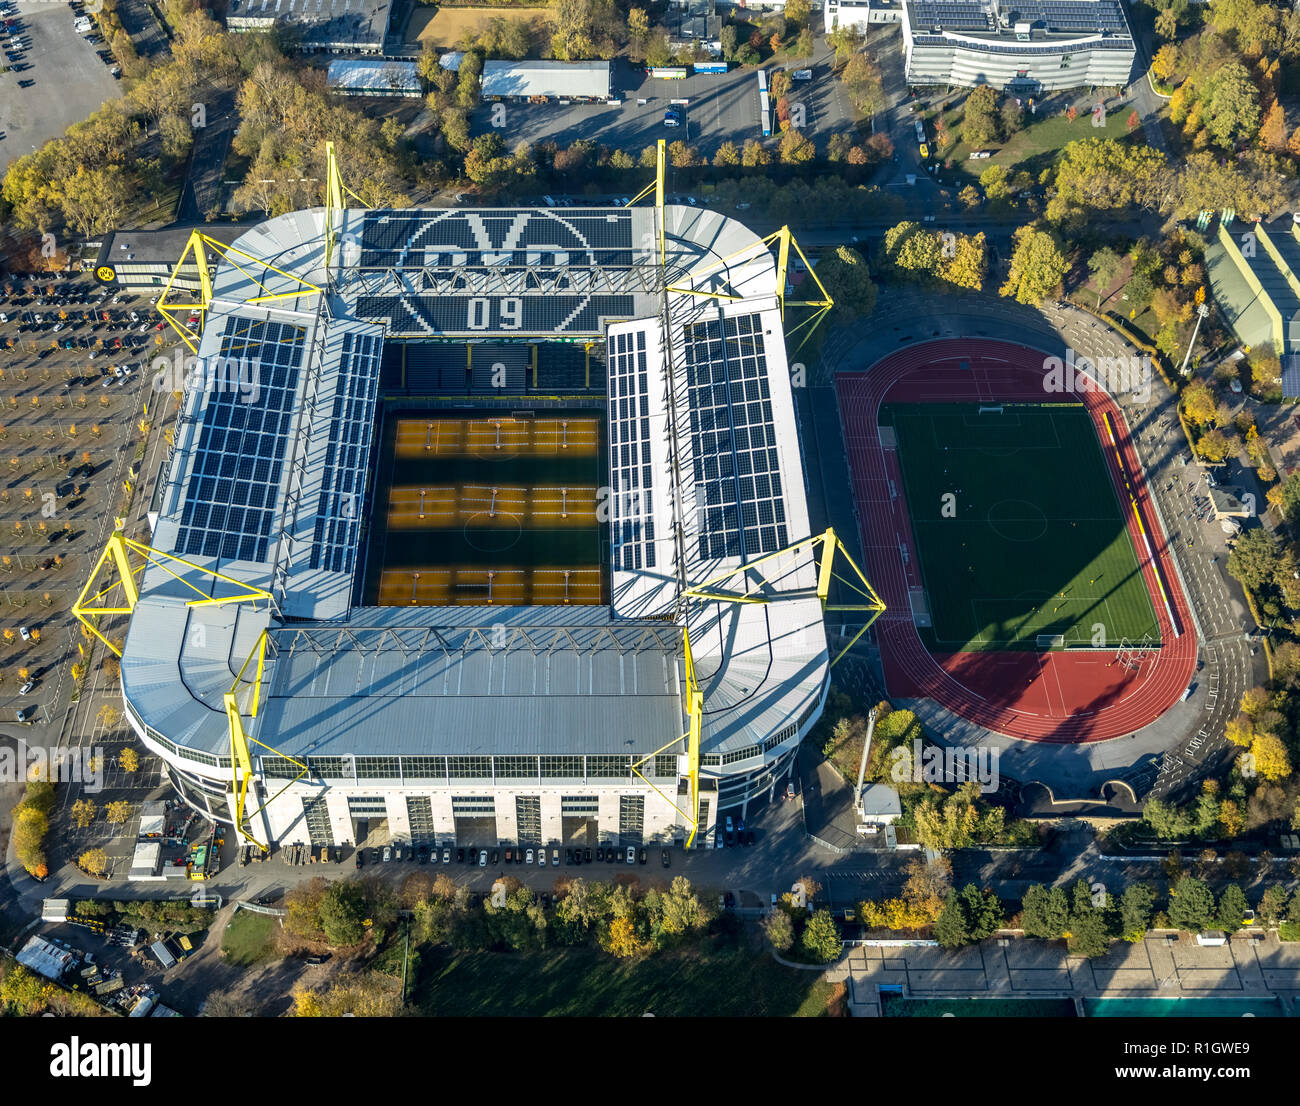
[466,297,523,330]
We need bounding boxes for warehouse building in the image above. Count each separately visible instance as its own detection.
[226,0,394,55]
[481,60,612,102]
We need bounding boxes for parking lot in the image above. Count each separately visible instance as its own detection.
[471,50,858,161]
[0,0,122,171]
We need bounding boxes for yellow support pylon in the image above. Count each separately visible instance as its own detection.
[72,529,273,657]
[683,526,885,665]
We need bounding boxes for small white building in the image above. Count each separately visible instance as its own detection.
[858,783,902,826]
[826,0,904,33]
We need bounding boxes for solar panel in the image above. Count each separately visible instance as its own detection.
[311,329,381,574]
[175,317,306,563]
[682,314,786,561]
[608,328,655,572]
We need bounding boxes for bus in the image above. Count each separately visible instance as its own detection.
[758,70,770,136]
[649,66,687,79]
[694,61,728,74]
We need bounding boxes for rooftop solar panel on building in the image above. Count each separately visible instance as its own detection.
[175,317,306,563]
[682,314,787,561]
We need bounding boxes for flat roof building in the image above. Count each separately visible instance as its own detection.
[481,60,612,102]
[326,58,421,98]
[1205,217,1300,373]
[226,0,394,54]
[902,0,1136,93]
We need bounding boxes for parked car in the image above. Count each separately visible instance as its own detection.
[478,849,487,867]
[785,782,796,801]
[584,848,592,863]
[355,849,364,868]
[382,846,391,863]
[369,848,379,865]
[538,849,546,867]
[504,848,513,863]
[662,849,671,868]
[456,847,465,863]
[416,845,429,864]
[595,847,604,862]
[551,849,559,866]
[565,848,574,865]
[442,847,451,864]
[525,848,534,864]
[19,625,31,641]
[18,679,34,695]
[489,849,499,865]
[626,846,636,864]
[638,848,647,865]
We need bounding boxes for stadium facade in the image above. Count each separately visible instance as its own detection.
[116,199,839,852]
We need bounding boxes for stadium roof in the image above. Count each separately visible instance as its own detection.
[481,60,612,101]
[123,201,827,765]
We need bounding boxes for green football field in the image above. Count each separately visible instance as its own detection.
[885,402,1161,651]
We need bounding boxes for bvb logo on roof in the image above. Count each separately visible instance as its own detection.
[95,265,117,284]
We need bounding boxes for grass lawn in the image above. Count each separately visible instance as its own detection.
[886,402,1160,651]
[221,909,279,967]
[939,101,1139,181]
[413,938,842,1017]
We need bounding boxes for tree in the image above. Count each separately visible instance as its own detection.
[814,245,877,321]
[1226,527,1281,591]
[626,7,650,56]
[713,140,740,167]
[741,139,771,167]
[1155,7,1178,39]
[1216,884,1249,932]
[1087,246,1123,306]
[784,0,812,26]
[71,799,97,828]
[1195,429,1231,462]
[1249,732,1292,781]
[318,880,369,946]
[78,847,109,877]
[1119,883,1155,941]
[104,800,132,824]
[778,127,815,164]
[1181,378,1218,425]
[962,85,999,146]
[1260,102,1288,152]
[97,703,122,729]
[1020,884,1069,939]
[1259,885,1290,925]
[1168,875,1216,933]
[839,52,883,118]
[1152,42,1178,80]
[800,908,842,963]
[935,884,1003,948]
[1000,225,1067,305]
[1201,62,1262,149]
[120,746,139,773]
[605,915,646,958]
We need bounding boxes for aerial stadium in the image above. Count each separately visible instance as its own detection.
[76,144,884,853]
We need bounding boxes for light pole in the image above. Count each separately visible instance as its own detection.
[1180,302,1209,377]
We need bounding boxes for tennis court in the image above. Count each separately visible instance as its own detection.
[885,402,1160,651]
[364,412,606,606]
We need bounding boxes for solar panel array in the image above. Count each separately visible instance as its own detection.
[350,209,642,336]
[682,314,787,561]
[909,0,1127,32]
[311,330,381,574]
[608,328,656,572]
[175,318,306,562]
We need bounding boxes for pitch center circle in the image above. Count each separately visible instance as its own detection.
[986,499,1048,543]
[463,513,523,551]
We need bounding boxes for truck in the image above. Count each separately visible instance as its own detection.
[73,15,92,32]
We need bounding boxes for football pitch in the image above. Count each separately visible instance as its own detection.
[885,402,1160,651]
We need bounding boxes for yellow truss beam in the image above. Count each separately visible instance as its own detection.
[683,527,886,667]
[72,530,274,657]
[225,630,312,853]
[157,230,326,354]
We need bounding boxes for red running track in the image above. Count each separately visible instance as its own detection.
[836,339,1197,743]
